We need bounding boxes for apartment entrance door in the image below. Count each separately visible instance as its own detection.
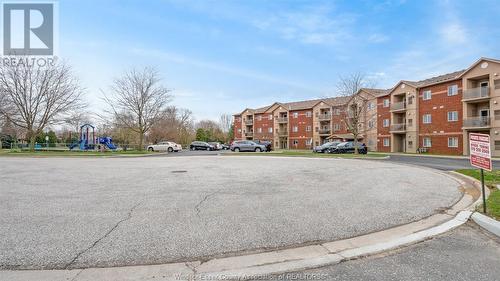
[280,139,288,149]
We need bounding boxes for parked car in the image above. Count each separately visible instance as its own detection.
[253,140,272,152]
[230,140,266,152]
[147,141,182,152]
[221,143,230,150]
[313,141,340,153]
[328,141,367,154]
[190,141,215,151]
[208,142,223,150]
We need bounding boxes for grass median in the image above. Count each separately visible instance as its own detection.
[456,169,500,220]
[226,150,387,158]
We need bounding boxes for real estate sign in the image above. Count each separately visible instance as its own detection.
[469,133,492,171]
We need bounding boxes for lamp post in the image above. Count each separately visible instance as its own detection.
[45,135,49,151]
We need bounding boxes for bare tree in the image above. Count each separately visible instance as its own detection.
[337,73,373,154]
[0,59,84,149]
[219,113,232,142]
[148,106,194,145]
[102,67,172,150]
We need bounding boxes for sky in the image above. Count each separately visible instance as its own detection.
[58,0,500,121]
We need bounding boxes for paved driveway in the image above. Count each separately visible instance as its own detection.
[0,156,461,269]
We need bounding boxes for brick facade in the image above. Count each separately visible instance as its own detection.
[233,115,242,140]
[377,95,391,152]
[253,113,274,141]
[289,109,314,149]
[418,79,463,155]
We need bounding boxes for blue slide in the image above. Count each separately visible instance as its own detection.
[99,137,117,150]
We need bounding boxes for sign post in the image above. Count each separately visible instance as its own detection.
[469,133,492,213]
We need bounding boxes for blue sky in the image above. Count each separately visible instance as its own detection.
[59,0,500,121]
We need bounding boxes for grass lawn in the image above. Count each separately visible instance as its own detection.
[227,150,387,158]
[456,169,500,220]
[1,149,153,157]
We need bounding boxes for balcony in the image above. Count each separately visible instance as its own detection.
[245,131,254,137]
[245,119,254,125]
[463,87,490,101]
[278,130,288,137]
[319,129,331,135]
[463,116,490,128]
[390,101,406,112]
[318,113,332,121]
[390,123,406,132]
[277,117,288,123]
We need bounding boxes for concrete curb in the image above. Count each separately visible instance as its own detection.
[471,212,500,237]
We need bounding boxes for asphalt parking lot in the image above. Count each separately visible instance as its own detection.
[269,224,500,281]
[0,156,460,269]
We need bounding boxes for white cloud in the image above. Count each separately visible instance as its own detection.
[368,33,389,43]
[440,22,467,44]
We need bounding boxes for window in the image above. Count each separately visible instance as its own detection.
[495,79,500,90]
[306,111,312,117]
[268,127,273,133]
[383,119,390,127]
[383,138,390,147]
[495,141,500,151]
[447,111,458,122]
[423,137,432,147]
[495,110,500,120]
[293,140,299,145]
[237,117,241,122]
[306,139,312,146]
[238,128,242,133]
[408,119,413,127]
[268,114,273,120]
[292,126,298,132]
[423,114,432,124]
[333,123,340,131]
[367,102,375,110]
[306,125,311,132]
[334,108,341,115]
[293,112,298,118]
[408,141,413,148]
[383,99,390,107]
[256,115,262,121]
[422,90,432,100]
[448,137,458,148]
[368,140,374,146]
[368,120,374,129]
[257,128,262,133]
[408,96,413,105]
[448,85,458,96]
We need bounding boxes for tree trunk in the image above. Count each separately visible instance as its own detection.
[29,133,36,152]
[138,132,144,151]
[353,135,358,154]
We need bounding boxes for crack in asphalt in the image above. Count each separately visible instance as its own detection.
[194,191,219,218]
[64,202,142,269]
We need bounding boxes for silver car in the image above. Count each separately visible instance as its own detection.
[230,140,266,152]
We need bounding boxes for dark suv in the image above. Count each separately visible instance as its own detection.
[253,140,272,152]
[190,141,215,151]
[328,141,367,154]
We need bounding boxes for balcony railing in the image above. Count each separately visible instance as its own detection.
[245,132,253,137]
[278,130,288,136]
[463,116,490,128]
[463,87,490,100]
[245,120,254,125]
[390,124,406,132]
[390,101,406,111]
[277,117,288,123]
[319,129,331,135]
[318,113,332,121]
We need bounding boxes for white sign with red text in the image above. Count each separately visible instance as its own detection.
[469,133,492,171]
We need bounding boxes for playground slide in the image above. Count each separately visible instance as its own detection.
[105,142,117,150]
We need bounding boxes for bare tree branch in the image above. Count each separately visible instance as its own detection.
[0,59,85,149]
[101,67,172,150]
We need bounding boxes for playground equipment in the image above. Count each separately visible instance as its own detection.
[69,124,117,151]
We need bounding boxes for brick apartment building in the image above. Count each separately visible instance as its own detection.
[233,57,500,156]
